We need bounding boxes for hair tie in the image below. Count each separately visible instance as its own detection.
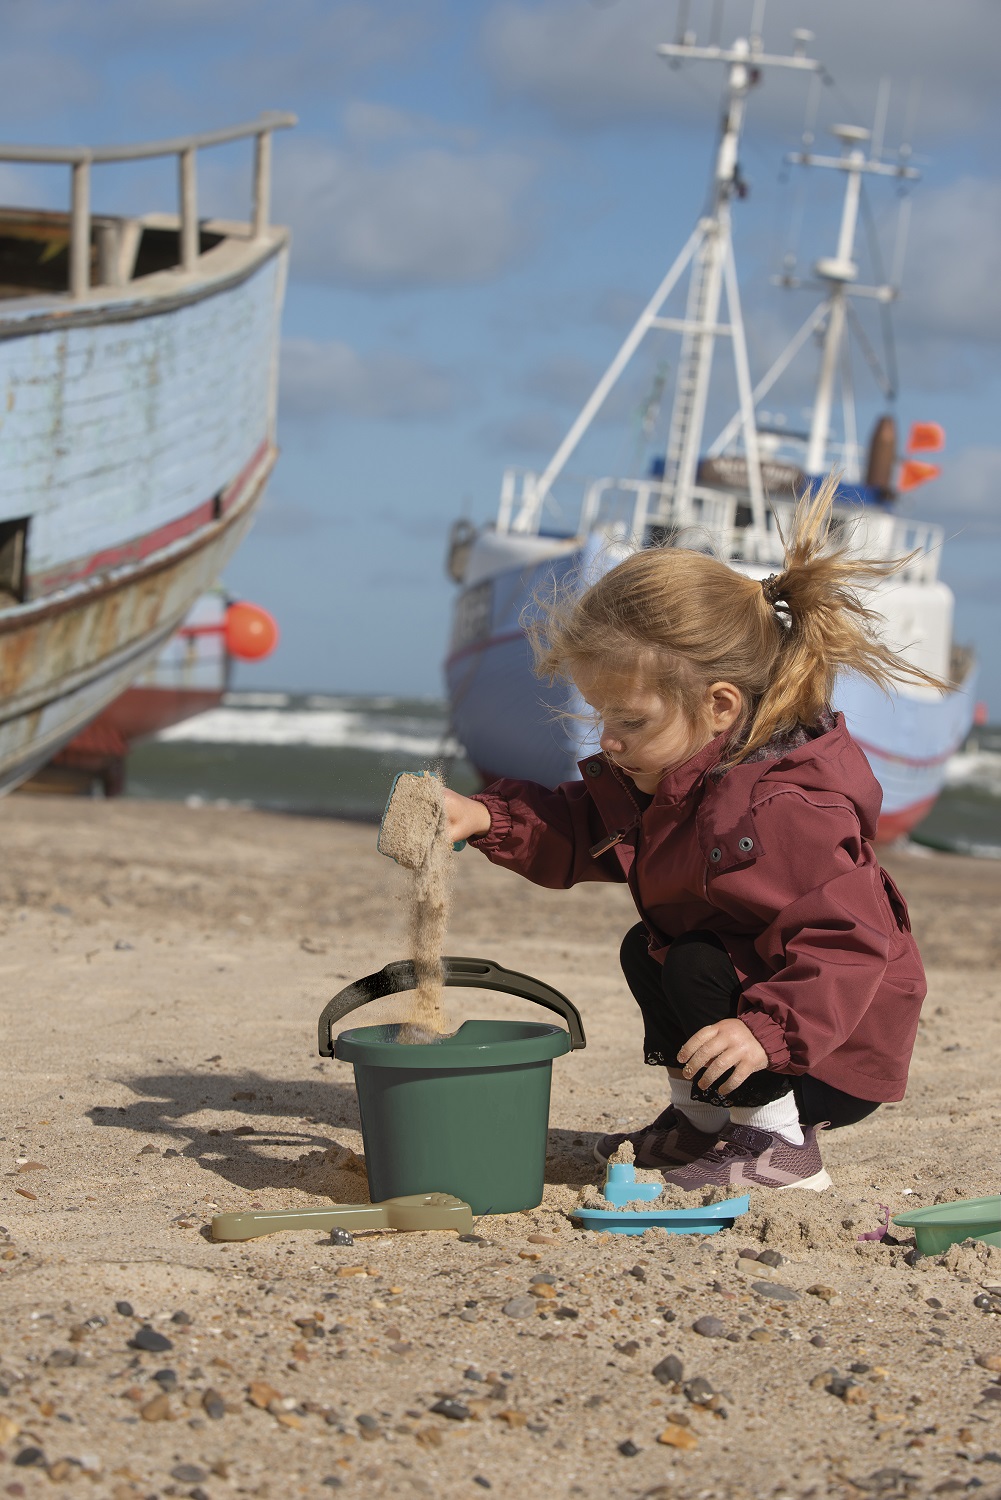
[761,573,792,625]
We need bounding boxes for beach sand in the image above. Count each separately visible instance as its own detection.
[1,795,1000,1499]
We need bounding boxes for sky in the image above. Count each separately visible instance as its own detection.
[3,0,1000,708]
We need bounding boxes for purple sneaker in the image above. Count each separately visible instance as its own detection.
[593,1105,720,1169]
[659,1122,832,1193]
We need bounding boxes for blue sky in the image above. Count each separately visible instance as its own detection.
[5,0,1000,708]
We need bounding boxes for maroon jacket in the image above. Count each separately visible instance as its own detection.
[469,714,925,1102]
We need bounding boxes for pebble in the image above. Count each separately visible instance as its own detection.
[806,1284,838,1302]
[171,1310,192,1325]
[553,1308,579,1321]
[810,1334,827,1348]
[130,1326,173,1353]
[658,1423,698,1451]
[756,1248,784,1268]
[751,1281,799,1302]
[202,1389,226,1420]
[170,1464,208,1484]
[529,1274,556,1285]
[747,1328,774,1342]
[981,1388,1001,1404]
[140,1393,172,1422]
[628,1265,646,1281]
[614,1341,640,1356]
[115,1301,134,1318]
[458,1234,488,1245]
[430,1399,470,1421]
[473,1478,492,1490]
[13,1448,45,1468]
[737,1248,759,1261]
[976,1354,1001,1372]
[46,1349,76,1368]
[528,1234,559,1245]
[684,1377,715,1405]
[652,1354,683,1385]
[529,1284,557,1300]
[329,1228,354,1247]
[152,1369,178,1392]
[692,1316,727,1338]
[502,1296,538,1320]
[618,1439,640,1457]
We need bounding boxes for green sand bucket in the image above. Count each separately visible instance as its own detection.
[892,1196,1001,1256]
[318,957,586,1215]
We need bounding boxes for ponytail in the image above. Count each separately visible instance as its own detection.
[531,470,950,760]
[740,472,949,758]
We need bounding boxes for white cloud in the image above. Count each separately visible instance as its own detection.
[900,177,1001,344]
[481,0,1001,140]
[280,337,457,421]
[275,136,538,289]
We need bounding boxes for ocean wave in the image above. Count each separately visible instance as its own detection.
[157,707,458,757]
[944,749,1001,797]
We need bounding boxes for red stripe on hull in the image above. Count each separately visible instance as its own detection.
[875,796,938,845]
[29,438,270,596]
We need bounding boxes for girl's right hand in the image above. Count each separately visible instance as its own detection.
[443,788,491,844]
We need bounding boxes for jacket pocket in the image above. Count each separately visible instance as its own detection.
[880,868,912,933]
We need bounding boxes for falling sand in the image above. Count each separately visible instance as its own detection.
[380,770,456,1043]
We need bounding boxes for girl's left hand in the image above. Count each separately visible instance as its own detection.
[677,1018,769,1094]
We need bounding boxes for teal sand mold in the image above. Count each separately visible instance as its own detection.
[891,1195,1001,1257]
[572,1161,749,1237]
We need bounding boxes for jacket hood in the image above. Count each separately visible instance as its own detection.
[719,712,882,840]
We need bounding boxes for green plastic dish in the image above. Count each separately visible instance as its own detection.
[891,1195,1001,1256]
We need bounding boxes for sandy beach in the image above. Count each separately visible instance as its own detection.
[1,794,1000,1500]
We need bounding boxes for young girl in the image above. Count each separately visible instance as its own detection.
[443,478,938,1192]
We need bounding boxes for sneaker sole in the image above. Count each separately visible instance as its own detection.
[777,1168,832,1193]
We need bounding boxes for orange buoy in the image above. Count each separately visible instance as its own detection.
[224,601,279,660]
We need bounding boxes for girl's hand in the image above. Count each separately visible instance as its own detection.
[443,788,491,845]
[677,1017,769,1095]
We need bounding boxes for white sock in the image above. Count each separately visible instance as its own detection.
[669,1075,728,1136]
[729,1092,804,1146]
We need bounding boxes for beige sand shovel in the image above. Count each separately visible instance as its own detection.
[210,1190,474,1241]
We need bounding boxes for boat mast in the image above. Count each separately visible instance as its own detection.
[794,124,919,477]
[507,4,819,537]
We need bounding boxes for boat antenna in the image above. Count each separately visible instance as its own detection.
[506,5,822,539]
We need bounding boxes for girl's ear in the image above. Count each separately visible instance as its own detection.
[707,681,744,734]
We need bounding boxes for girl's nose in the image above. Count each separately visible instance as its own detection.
[599,727,623,754]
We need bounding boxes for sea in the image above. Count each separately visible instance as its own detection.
[125,691,1001,858]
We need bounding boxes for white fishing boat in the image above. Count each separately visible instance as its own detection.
[443,15,975,841]
[0,112,293,793]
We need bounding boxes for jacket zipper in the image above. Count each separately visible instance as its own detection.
[589,759,645,861]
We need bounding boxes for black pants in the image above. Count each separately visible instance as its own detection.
[619,923,880,1130]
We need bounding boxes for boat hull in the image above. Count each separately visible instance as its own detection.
[445,540,976,842]
[0,445,271,794]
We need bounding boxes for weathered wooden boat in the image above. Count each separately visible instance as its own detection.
[0,113,293,792]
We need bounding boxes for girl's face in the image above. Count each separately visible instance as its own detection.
[574,668,740,793]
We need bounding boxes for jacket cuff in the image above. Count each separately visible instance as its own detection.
[737,1007,793,1072]
[467,792,512,852]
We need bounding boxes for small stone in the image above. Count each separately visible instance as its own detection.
[614,1341,640,1356]
[751,1281,799,1302]
[356,1413,380,1430]
[14,1188,36,1200]
[138,1145,158,1156]
[980,1387,1001,1404]
[114,939,134,950]
[527,1234,558,1245]
[495,1410,528,1427]
[170,1464,208,1484]
[976,1354,1001,1372]
[248,1381,282,1409]
[502,1296,538,1320]
[737,1248,759,1260]
[46,1349,77,1368]
[806,1284,839,1302]
[329,1228,354,1247]
[171,1310,192,1325]
[152,1369,178,1392]
[473,1477,492,1490]
[747,1328,774,1342]
[458,1234,488,1245]
[756,1248,784,1267]
[130,1325,173,1353]
[140,1393,172,1422]
[684,1377,715,1405]
[810,1334,827,1348]
[430,1399,470,1421]
[652,1354,684,1385]
[47,1460,76,1482]
[13,1448,46,1468]
[529,1284,557,1300]
[529,1273,556,1285]
[658,1423,698,1451]
[850,1361,871,1374]
[553,1307,579,1320]
[202,1389,225,1420]
[0,1415,19,1444]
[335,1265,368,1277]
[618,1439,640,1457]
[692,1316,726,1338]
[628,1265,646,1281]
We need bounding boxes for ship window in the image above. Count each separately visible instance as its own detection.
[0,517,28,604]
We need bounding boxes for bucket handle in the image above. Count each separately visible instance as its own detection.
[317,955,586,1057]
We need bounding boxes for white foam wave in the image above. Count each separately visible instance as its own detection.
[157,707,458,756]
[944,749,1001,797]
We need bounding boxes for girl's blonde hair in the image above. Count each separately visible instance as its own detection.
[530,472,948,762]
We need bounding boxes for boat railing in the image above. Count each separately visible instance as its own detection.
[0,113,296,299]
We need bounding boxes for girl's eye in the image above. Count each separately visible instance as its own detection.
[619,719,646,731]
